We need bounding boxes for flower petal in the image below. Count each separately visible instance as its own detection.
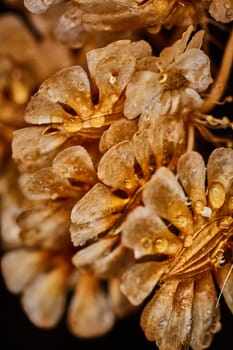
[122,206,182,258]
[67,274,114,338]
[121,261,167,306]
[143,167,194,236]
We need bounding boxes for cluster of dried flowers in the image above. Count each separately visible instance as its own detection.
[0,1,233,349]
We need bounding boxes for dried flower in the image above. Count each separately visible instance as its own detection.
[0,12,74,166]
[124,25,213,124]
[121,147,233,350]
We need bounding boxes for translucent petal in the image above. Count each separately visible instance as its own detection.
[209,0,233,23]
[92,245,133,279]
[177,151,206,214]
[121,261,167,306]
[123,71,160,120]
[158,25,194,68]
[1,249,49,293]
[12,127,68,173]
[207,147,233,209]
[22,268,67,328]
[173,49,213,91]
[72,236,119,269]
[94,55,136,105]
[97,140,139,192]
[109,278,136,319]
[141,278,193,350]
[18,202,72,249]
[132,129,154,179]
[70,183,128,246]
[24,0,63,14]
[52,145,97,185]
[67,274,114,338]
[25,66,93,125]
[99,118,138,153]
[148,114,186,169]
[143,167,194,235]
[87,39,152,80]
[191,272,220,350]
[141,278,179,343]
[122,206,182,258]
[23,168,79,200]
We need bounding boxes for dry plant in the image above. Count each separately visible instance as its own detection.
[0,1,233,350]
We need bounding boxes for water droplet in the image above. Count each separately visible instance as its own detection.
[180,298,191,309]
[158,319,168,328]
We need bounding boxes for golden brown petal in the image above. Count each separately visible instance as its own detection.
[99,118,138,154]
[177,151,207,215]
[21,266,68,328]
[121,261,167,306]
[97,140,139,193]
[141,278,194,350]
[67,273,115,338]
[72,236,119,269]
[18,201,72,249]
[109,278,136,319]
[24,66,93,126]
[122,206,182,258]
[23,167,80,200]
[12,126,69,173]
[143,167,194,237]
[70,183,128,246]
[191,272,221,350]
[141,278,179,343]
[207,147,233,209]
[1,249,49,293]
[52,145,97,185]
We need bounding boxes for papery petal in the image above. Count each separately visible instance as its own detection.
[92,245,133,279]
[177,151,207,215]
[109,278,136,318]
[23,168,80,200]
[132,129,154,179]
[22,268,67,328]
[209,0,233,23]
[67,274,114,338]
[207,147,233,209]
[123,70,161,120]
[72,236,118,269]
[99,118,138,153]
[52,145,97,185]
[97,140,139,192]
[18,202,72,249]
[158,25,194,67]
[141,278,194,350]
[173,49,213,91]
[143,167,193,236]
[122,206,181,258]
[141,278,179,343]
[12,127,69,173]
[87,40,152,80]
[25,66,93,125]
[70,183,128,246]
[121,261,167,306]
[191,272,221,350]
[148,114,186,169]
[1,249,48,293]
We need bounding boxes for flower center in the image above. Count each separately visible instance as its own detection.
[159,68,189,91]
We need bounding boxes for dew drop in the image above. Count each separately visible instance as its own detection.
[158,319,168,328]
[180,297,191,309]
